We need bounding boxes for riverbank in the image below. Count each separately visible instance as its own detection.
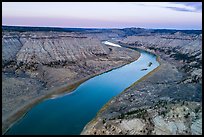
[81,50,161,135]
[2,49,141,135]
[81,49,202,135]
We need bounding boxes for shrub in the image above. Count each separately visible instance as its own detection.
[102,119,106,124]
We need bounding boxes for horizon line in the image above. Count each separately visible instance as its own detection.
[2,24,202,31]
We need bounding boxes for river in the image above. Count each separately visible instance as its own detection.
[6,42,160,135]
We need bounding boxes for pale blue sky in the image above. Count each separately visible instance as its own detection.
[2,2,202,30]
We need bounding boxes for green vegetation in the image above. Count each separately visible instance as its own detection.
[118,113,125,119]
[102,119,106,124]
[154,100,168,108]
[116,108,149,120]
[126,108,148,119]
[158,110,168,117]
[148,62,153,67]
[194,107,200,113]
[184,113,190,119]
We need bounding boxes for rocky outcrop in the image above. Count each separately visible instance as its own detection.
[2,36,23,66]
[16,37,108,65]
[82,101,202,135]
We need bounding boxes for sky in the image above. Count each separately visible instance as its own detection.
[2,2,202,30]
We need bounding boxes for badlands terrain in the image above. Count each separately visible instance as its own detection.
[82,30,202,135]
[2,26,202,135]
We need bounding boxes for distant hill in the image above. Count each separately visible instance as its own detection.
[2,25,92,32]
[2,25,202,35]
[150,29,202,35]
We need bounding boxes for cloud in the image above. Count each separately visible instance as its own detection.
[2,2,202,29]
[174,2,202,11]
[167,2,202,12]
[136,2,202,13]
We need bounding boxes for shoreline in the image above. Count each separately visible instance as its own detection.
[2,51,141,135]
[81,49,161,135]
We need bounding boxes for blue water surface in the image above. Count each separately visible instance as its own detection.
[6,49,159,135]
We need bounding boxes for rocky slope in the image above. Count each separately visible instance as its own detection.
[82,100,202,135]
[81,32,202,135]
[2,30,140,133]
[119,32,202,84]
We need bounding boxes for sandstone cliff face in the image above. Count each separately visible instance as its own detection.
[120,33,202,59]
[2,31,140,133]
[16,37,109,65]
[2,36,23,66]
[3,33,109,65]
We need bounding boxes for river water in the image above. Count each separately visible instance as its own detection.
[6,42,159,135]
